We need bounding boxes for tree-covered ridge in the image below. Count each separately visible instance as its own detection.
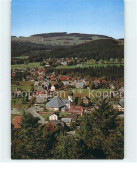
[49,39,124,59]
[11,38,123,60]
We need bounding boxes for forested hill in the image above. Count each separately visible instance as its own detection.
[48,39,124,59]
[11,32,124,60]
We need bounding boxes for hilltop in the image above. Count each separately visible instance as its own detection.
[11,32,112,47]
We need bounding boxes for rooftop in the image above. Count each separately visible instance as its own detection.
[46,96,65,108]
[12,116,22,129]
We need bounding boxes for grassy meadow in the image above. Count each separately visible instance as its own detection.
[11,62,41,70]
[58,88,111,101]
[11,81,38,91]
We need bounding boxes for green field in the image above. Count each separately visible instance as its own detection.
[58,88,111,101]
[11,81,37,91]
[11,62,41,70]
[11,98,27,115]
[56,64,123,69]
[11,62,123,70]
[40,114,50,120]
[13,56,29,59]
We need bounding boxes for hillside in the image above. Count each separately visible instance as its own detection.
[11,32,124,60]
[29,39,124,60]
[11,32,112,47]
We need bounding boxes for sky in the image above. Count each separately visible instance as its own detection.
[11,0,124,39]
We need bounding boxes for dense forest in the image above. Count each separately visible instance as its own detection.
[11,38,124,60]
[48,39,124,59]
[46,66,124,81]
[11,41,65,57]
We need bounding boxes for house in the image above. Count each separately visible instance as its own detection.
[77,63,83,66]
[118,114,124,118]
[102,79,108,85]
[51,85,56,92]
[119,99,124,106]
[36,94,48,104]
[38,76,45,81]
[62,81,70,86]
[37,86,43,91]
[50,120,65,128]
[49,114,58,121]
[118,87,124,98]
[113,99,124,112]
[69,106,83,116]
[118,99,124,112]
[34,81,39,86]
[61,118,72,126]
[11,108,21,115]
[77,77,81,80]
[61,61,67,66]
[31,71,38,77]
[35,105,44,112]
[76,82,85,89]
[117,105,124,112]
[68,91,74,102]
[66,113,78,122]
[84,107,93,114]
[62,99,71,109]
[110,84,115,90]
[61,106,68,112]
[38,68,43,73]
[11,72,16,77]
[58,75,70,81]
[50,75,56,81]
[94,80,100,88]
[12,116,22,130]
[42,81,49,89]
[45,62,50,67]
[46,96,66,111]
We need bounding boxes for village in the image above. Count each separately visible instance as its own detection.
[11,59,124,132]
[10,0,124,160]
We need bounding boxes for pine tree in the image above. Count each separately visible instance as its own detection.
[53,133,78,159]
[91,98,117,136]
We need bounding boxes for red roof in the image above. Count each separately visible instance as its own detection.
[32,71,38,76]
[69,106,83,113]
[50,76,56,81]
[11,72,16,77]
[77,77,81,80]
[94,79,100,82]
[38,68,43,73]
[12,116,22,129]
[102,79,107,84]
[71,78,75,81]
[36,90,48,95]
[59,75,70,81]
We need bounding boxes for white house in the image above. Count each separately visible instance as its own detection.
[34,81,39,86]
[49,114,58,121]
[51,85,56,92]
[68,91,73,102]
